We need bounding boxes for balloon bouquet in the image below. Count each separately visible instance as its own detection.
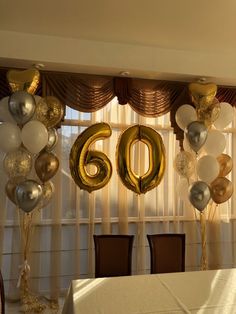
[0,68,63,312]
[174,82,234,270]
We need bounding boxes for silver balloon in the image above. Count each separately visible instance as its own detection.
[188,181,211,212]
[15,179,42,213]
[185,121,208,153]
[8,91,36,125]
[46,128,58,151]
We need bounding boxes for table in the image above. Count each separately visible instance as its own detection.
[62,268,236,314]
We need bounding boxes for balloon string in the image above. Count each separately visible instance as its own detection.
[17,212,34,299]
[200,212,207,270]
[207,201,211,220]
[210,203,218,222]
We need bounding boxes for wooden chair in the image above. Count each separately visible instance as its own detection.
[147,234,185,274]
[0,270,5,314]
[93,235,134,278]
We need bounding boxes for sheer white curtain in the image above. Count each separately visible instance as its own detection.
[0,98,236,299]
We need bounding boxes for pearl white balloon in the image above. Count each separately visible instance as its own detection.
[197,155,219,183]
[0,97,16,123]
[0,122,21,152]
[175,104,197,130]
[21,120,48,154]
[213,102,234,129]
[203,130,226,156]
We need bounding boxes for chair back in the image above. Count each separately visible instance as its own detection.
[0,270,5,314]
[93,235,134,278]
[147,233,185,274]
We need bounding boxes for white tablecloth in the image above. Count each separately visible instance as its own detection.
[62,268,236,314]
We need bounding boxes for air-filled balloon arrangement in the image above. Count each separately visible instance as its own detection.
[0,68,64,312]
[174,81,234,269]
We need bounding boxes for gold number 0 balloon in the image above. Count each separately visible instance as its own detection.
[70,123,112,193]
[116,125,166,194]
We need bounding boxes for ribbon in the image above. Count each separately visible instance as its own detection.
[17,259,31,288]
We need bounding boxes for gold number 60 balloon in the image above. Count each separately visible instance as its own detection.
[70,123,112,193]
[116,125,166,194]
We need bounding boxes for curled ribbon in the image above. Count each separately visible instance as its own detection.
[17,259,30,288]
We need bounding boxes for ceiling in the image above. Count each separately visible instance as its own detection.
[1,0,236,85]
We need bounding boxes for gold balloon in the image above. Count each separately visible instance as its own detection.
[211,177,233,204]
[37,181,55,209]
[174,150,195,178]
[70,123,112,193]
[217,154,233,177]
[5,178,24,205]
[189,82,217,109]
[34,96,64,128]
[116,125,166,194]
[35,151,59,183]
[3,148,32,178]
[7,68,40,95]
[196,98,220,126]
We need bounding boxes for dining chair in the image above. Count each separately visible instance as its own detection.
[0,269,5,314]
[93,234,134,278]
[147,233,185,274]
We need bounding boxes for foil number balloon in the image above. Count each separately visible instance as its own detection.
[116,125,166,194]
[70,123,112,193]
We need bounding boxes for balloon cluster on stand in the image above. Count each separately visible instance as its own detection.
[174,81,234,270]
[0,68,63,312]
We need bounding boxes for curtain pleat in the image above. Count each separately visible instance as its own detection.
[42,72,115,113]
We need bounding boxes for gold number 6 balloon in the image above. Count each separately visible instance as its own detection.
[69,123,112,193]
[116,125,166,194]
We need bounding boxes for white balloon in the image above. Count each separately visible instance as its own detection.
[21,120,48,154]
[0,97,16,123]
[213,102,234,129]
[175,104,197,130]
[203,130,226,156]
[197,155,219,183]
[0,122,21,152]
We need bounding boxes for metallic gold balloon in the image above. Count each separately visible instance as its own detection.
[116,125,166,194]
[15,180,42,213]
[196,98,220,127]
[8,91,36,125]
[140,125,166,193]
[3,148,32,178]
[211,177,233,204]
[185,121,208,153]
[37,181,54,209]
[5,178,24,205]
[174,150,195,178]
[34,96,64,128]
[188,181,211,212]
[189,82,217,109]
[7,68,40,95]
[46,128,58,151]
[70,123,112,193]
[35,151,59,183]
[217,154,233,177]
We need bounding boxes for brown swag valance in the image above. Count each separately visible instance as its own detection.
[1,67,236,146]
